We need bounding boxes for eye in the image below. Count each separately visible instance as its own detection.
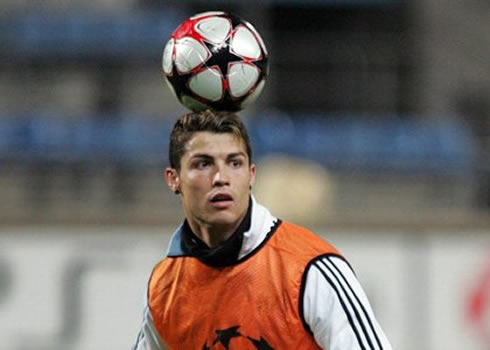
[230,158,243,168]
[194,159,211,169]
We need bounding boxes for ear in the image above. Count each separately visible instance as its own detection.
[165,167,181,194]
[249,163,256,189]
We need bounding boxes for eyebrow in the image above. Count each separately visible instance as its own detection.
[227,152,246,159]
[189,153,213,160]
[189,152,246,160]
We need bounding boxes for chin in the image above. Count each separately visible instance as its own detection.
[207,212,240,226]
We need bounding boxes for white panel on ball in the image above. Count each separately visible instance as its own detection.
[246,24,268,56]
[195,17,231,44]
[231,26,261,59]
[228,63,259,97]
[189,68,223,101]
[174,37,209,73]
[240,79,266,109]
[162,39,174,75]
[162,11,269,112]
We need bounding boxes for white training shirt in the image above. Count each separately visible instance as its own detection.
[133,198,392,349]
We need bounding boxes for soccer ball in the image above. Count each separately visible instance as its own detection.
[162,11,269,112]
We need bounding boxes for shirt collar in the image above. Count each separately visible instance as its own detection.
[180,198,253,267]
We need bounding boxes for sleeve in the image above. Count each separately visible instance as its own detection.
[132,286,167,350]
[301,254,392,350]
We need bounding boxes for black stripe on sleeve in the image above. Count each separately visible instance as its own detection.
[298,253,346,335]
[299,253,384,350]
[315,259,367,349]
[325,256,383,349]
[317,256,383,350]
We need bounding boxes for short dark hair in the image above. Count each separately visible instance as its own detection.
[168,110,253,171]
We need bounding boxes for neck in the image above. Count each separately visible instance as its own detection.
[187,219,242,248]
[186,198,252,248]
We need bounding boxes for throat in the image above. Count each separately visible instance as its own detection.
[196,223,238,248]
[181,200,253,267]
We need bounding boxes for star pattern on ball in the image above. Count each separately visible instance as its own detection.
[203,37,243,77]
[163,12,269,111]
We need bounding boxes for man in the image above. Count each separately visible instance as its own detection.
[133,110,392,349]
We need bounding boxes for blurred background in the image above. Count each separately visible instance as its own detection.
[0,0,489,349]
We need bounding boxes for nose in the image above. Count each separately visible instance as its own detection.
[212,164,230,187]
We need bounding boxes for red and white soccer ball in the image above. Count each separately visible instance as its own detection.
[162,11,269,112]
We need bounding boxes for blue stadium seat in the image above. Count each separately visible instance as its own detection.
[0,113,477,175]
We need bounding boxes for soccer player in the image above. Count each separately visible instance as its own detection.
[132,110,392,349]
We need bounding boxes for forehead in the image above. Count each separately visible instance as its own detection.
[183,131,247,157]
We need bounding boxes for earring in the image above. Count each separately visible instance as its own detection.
[174,189,180,195]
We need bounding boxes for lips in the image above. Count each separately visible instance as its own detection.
[210,193,233,202]
[209,192,233,208]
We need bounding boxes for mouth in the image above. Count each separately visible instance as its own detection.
[209,192,234,208]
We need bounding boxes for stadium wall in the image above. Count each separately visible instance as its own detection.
[0,227,489,349]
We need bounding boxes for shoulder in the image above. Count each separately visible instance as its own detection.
[273,221,341,258]
[147,224,186,287]
[148,257,174,292]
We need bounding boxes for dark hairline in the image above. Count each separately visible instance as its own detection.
[168,111,253,171]
[176,132,252,172]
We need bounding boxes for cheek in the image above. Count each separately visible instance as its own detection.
[183,173,210,192]
[240,171,253,186]
[234,175,252,197]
